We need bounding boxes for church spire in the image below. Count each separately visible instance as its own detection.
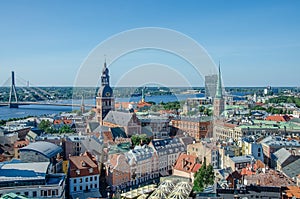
[101,59,110,86]
[141,87,145,102]
[215,61,223,99]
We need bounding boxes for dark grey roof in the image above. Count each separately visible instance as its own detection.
[126,145,154,162]
[111,127,127,139]
[20,141,62,159]
[151,138,185,154]
[179,136,194,147]
[88,122,100,132]
[282,158,300,179]
[94,125,110,133]
[230,155,254,164]
[141,126,153,137]
[81,136,104,157]
[273,148,291,165]
[98,85,113,97]
[103,111,135,126]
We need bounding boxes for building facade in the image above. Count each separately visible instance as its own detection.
[149,138,185,175]
[20,141,63,173]
[68,152,100,198]
[171,117,212,140]
[0,162,66,199]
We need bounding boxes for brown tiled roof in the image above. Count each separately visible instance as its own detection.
[137,101,152,108]
[115,102,135,109]
[265,115,291,122]
[103,131,113,143]
[173,153,201,173]
[14,139,29,148]
[69,153,99,178]
[284,186,300,198]
[244,169,294,187]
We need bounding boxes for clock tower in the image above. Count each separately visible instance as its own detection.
[96,60,115,124]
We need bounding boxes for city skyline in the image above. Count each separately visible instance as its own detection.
[1,0,300,87]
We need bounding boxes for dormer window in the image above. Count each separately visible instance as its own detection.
[76,169,80,175]
[81,161,86,167]
[89,168,93,173]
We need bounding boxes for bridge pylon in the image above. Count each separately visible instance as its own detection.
[9,71,18,108]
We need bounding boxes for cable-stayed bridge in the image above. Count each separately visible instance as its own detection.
[0,71,95,109]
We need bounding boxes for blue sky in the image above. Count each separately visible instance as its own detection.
[0,0,300,87]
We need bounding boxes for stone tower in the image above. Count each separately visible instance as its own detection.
[96,60,115,124]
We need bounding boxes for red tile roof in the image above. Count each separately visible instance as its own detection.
[137,101,152,108]
[265,115,291,122]
[284,186,300,199]
[173,153,201,173]
[69,152,99,178]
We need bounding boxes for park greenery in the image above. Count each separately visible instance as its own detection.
[38,120,75,134]
[131,134,151,146]
[251,104,293,115]
[193,158,215,192]
[267,95,300,108]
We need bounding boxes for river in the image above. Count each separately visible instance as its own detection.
[0,93,205,120]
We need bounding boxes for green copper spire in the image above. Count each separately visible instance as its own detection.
[215,62,223,99]
[141,87,145,102]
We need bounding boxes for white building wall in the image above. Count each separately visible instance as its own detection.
[0,183,65,199]
[69,174,99,194]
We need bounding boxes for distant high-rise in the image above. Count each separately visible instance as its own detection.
[205,74,218,98]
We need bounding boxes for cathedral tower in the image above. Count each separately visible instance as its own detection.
[96,60,115,124]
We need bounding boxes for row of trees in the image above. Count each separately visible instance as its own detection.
[0,115,34,126]
[38,120,74,134]
[267,96,300,108]
[251,105,293,114]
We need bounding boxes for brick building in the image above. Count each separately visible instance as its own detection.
[171,116,212,140]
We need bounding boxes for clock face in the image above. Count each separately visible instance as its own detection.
[105,92,111,97]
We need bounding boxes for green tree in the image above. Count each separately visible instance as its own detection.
[131,134,150,146]
[45,126,57,134]
[58,125,74,134]
[38,120,51,131]
[193,157,215,192]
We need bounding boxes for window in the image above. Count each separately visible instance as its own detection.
[86,177,88,182]
[94,176,97,181]
[24,192,28,196]
[79,178,83,183]
[73,179,77,183]
[90,176,93,181]
[80,186,82,191]
[74,187,77,192]
[33,191,37,197]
